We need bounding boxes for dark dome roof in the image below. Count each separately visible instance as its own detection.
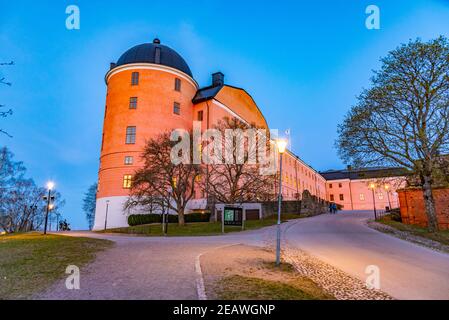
[116,39,193,77]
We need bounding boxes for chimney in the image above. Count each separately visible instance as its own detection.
[212,72,224,87]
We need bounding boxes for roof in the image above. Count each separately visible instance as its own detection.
[320,167,410,181]
[115,39,193,77]
[192,85,223,104]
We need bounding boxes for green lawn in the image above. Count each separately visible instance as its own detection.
[377,215,449,246]
[100,213,304,237]
[0,233,113,299]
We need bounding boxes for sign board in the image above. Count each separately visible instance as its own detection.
[224,207,243,226]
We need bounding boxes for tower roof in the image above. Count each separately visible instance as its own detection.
[115,39,193,77]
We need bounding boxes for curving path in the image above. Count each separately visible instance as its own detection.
[283,211,449,300]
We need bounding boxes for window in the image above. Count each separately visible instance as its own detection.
[330,194,335,202]
[198,110,204,121]
[126,126,136,144]
[129,97,138,109]
[124,156,133,165]
[378,193,384,200]
[123,175,132,189]
[339,194,344,201]
[360,193,365,201]
[339,183,343,188]
[175,78,181,92]
[174,102,181,115]
[131,72,139,85]
[329,184,333,189]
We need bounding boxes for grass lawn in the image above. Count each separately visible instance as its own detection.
[0,233,113,299]
[215,262,333,300]
[100,213,305,237]
[377,215,449,246]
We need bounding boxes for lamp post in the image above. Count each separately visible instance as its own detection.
[276,139,288,267]
[384,184,392,211]
[369,182,377,220]
[104,200,110,231]
[43,181,55,235]
[165,187,172,235]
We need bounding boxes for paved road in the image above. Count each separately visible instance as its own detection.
[283,211,449,300]
[38,211,449,300]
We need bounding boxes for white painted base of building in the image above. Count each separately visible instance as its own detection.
[92,196,209,231]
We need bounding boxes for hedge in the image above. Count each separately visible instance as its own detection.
[128,212,211,226]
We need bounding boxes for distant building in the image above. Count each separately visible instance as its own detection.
[321,167,409,211]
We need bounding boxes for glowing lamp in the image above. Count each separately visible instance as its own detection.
[47,181,55,191]
[276,139,288,154]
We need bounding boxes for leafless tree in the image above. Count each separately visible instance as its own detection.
[0,146,65,233]
[126,132,201,226]
[0,61,14,137]
[203,117,275,205]
[337,37,449,232]
[82,182,97,230]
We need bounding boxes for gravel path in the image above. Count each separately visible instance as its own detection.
[35,230,271,300]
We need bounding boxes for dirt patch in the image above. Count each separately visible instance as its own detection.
[200,245,333,300]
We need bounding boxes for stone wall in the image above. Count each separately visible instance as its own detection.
[261,197,329,218]
[398,187,449,230]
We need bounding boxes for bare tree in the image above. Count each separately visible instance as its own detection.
[126,132,201,226]
[0,146,65,233]
[337,37,449,232]
[204,117,275,205]
[82,182,97,230]
[0,61,14,137]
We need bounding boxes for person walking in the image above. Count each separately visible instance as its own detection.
[332,203,338,214]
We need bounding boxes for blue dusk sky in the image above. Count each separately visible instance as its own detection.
[1,0,449,229]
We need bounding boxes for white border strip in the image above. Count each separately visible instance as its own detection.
[195,254,207,300]
[105,63,198,88]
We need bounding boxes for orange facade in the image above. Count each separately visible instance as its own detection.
[98,66,197,198]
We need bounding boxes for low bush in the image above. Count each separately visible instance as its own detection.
[389,208,402,222]
[128,212,211,226]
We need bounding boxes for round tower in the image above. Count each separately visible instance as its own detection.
[93,39,197,230]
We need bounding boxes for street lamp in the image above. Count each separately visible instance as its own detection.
[104,200,110,231]
[43,181,55,235]
[384,184,392,211]
[276,139,288,267]
[369,182,377,220]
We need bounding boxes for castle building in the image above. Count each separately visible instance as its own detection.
[93,39,329,230]
[93,39,405,230]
